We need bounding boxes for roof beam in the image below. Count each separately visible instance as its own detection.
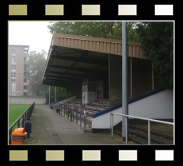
[45,74,77,81]
[47,70,108,80]
[47,70,83,78]
[48,64,107,74]
[44,77,72,83]
[42,81,69,88]
[52,55,108,66]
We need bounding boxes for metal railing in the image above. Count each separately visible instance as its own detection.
[9,102,35,144]
[110,113,174,145]
[61,103,92,132]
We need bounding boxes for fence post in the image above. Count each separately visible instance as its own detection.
[17,119,20,128]
[84,111,86,132]
[67,105,69,118]
[111,113,113,139]
[66,105,67,117]
[73,108,74,122]
[148,120,151,145]
[23,114,25,127]
[126,116,128,145]
[76,107,78,124]
[71,106,73,121]
[76,106,78,124]
[25,112,27,120]
[67,105,69,117]
[64,105,65,117]
[9,128,12,144]
[72,109,74,122]
[22,115,24,128]
[80,109,82,127]
[27,109,30,119]
[64,105,66,116]
[70,108,72,122]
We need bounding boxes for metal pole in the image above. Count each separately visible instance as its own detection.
[80,108,82,127]
[80,110,81,127]
[152,63,154,90]
[148,120,151,145]
[72,107,73,121]
[130,58,133,99]
[49,86,50,105]
[126,116,128,144]
[55,86,57,102]
[84,111,86,132]
[122,21,128,141]
[76,107,78,124]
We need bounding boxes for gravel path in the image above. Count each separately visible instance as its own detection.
[24,104,123,145]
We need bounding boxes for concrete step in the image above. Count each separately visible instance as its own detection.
[114,129,154,144]
[84,105,105,111]
[91,102,110,107]
[129,128,173,144]
[114,127,173,144]
[128,133,151,144]
[129,125,173,140]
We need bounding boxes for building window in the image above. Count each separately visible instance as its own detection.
[11,72,16,77]
[11,84,16,92]
[11,64,16,70]
[12,49,16,53]
[11,78,16,83]
[11,56,16,63]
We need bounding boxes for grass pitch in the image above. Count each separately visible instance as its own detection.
[9,104,30,127]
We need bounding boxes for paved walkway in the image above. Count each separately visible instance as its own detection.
[25,105,123,145]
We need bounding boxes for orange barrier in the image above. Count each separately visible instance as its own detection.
[11,128,27,145]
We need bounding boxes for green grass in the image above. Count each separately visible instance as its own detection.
[9,104,30,127]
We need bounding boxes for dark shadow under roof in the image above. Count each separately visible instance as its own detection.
[42,34,144,87]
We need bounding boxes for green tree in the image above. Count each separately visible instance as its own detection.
[48,21,139,41]
[27,50,48,96]
[136,22,173,89]
[43,86,67,104]
[28,50,68,102]
[48,21,173,89]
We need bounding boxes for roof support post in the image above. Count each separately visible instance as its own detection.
[122,21,129,142]
[49,85,50,105]
[55,86,57,102]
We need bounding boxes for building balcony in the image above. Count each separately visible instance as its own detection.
[11,76,16,79]
[24,89,29,93]
[11,61,16,65]
[11,69,16,72]
[24,82,28,86]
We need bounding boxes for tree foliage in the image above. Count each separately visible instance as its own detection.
[27,50,48,96]
[136,22,173,89]
[43,86,67,104]
[27,50,67,101]
[48,21,173,89]
[48,21,139,41]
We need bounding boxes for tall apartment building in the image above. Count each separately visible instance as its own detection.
[8,45,29,96]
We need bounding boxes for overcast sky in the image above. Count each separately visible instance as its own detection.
[8,21,53,58]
